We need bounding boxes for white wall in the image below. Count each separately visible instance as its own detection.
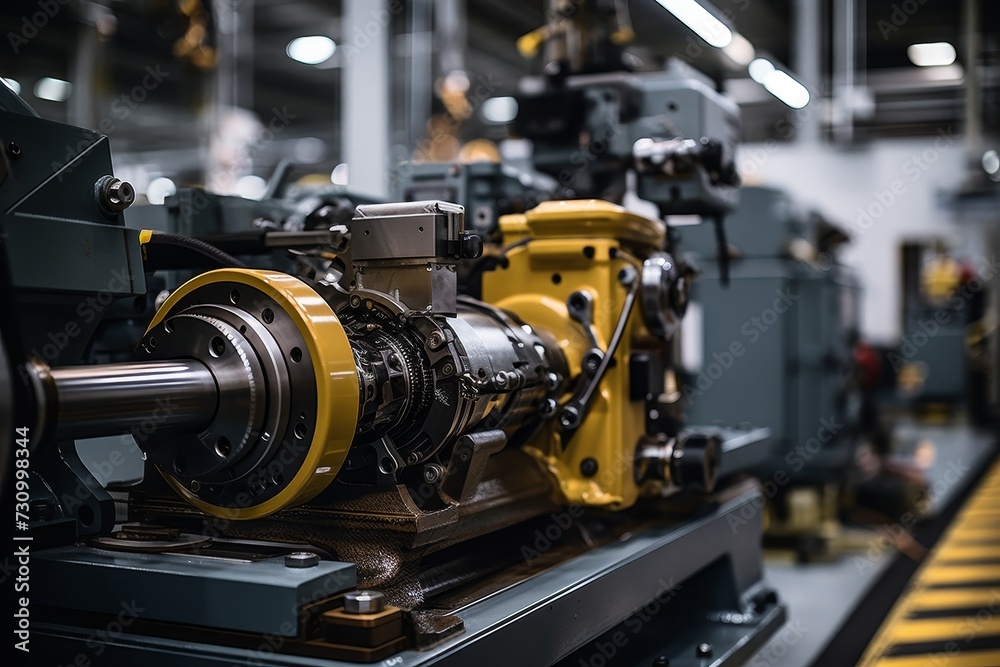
[736,134,968,344]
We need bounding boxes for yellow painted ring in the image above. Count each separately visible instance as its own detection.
[145,269,359,519]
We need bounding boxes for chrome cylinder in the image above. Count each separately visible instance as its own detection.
[50,360,218,439]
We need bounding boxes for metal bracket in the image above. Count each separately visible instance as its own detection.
[440,430,507,504]
[558,266,639,441]
[370,436,406,486]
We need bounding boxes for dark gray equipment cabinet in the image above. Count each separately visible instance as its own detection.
[677,186,861,485]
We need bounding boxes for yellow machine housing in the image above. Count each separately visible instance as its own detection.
[482,200,665,509]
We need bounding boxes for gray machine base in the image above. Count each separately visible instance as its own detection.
[33,486,784,666]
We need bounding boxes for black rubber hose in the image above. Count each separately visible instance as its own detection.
[140,230,248,269]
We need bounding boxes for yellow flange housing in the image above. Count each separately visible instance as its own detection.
[482,200,665,510]
[145,269,359,519]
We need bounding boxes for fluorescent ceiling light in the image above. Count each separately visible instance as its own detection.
[723,32,755,66]
[481,97,518,123]
[286,36,336,65]
[748,58,774,83]
[907,42,956,67]
[34,77,72,102]
[763,70,810,109]
[1,77,21,94]
[655,0,732,48]
[748,59,809,109]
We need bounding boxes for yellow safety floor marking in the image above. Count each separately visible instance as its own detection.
[873,650,1000,667]
[906,589,1000,612]
[858,459,1000,667]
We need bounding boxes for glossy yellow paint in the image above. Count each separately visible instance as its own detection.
[873,650,1000,667]
[483,200,664,509]
[146,269,359,519]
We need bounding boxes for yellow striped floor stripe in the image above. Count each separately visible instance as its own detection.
[858,458,1000,667]
[873,650,1000,667]
[906,589,1000,612]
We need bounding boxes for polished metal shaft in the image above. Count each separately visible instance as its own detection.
[51,360,218,439]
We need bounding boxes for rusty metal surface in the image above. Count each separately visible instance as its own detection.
[131,449,560,610]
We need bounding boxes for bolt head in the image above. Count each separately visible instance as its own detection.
[343,590,386,614]
[538,398,558,417]
[97,176,135,213]
[695,642,713,658]
[284,551,320,568]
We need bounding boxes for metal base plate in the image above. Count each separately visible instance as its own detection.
[33,484,784,666]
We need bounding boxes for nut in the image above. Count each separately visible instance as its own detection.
[343,590,386,614]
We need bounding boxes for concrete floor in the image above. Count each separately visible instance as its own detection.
[748,420,996,667]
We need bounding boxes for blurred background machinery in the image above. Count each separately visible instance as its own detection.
[3,0,1000,665]
[675,186,861,553]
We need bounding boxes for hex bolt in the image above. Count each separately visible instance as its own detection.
[427,331,445,350]
[537,398,558,417]
[580,458,599,477]
[695,643,713,658]
[559,406,580,429]
[343,590,386,615]
[96,176,136,213]
[7,141,21,157]
[284,552,320,568]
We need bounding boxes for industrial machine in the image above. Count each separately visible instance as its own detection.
[401,0,742,430]
[675,186,861,550]
[896,242,985,413]
[1,6,784,662]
